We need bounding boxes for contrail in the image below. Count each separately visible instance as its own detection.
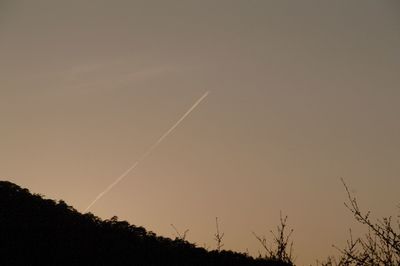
[84,91,210,212]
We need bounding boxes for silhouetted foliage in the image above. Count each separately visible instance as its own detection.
[0,181,290,266]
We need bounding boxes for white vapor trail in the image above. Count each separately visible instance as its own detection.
[84,91,210,212]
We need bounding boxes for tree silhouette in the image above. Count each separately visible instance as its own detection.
[0,180,290,266]
[317,179,400,266]
[253,212,294,265]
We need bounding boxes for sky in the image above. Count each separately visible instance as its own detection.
[1,0,399,264]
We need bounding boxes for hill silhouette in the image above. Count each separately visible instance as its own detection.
[0,181,291,266]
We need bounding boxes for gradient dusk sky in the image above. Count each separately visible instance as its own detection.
[1,1,399,264]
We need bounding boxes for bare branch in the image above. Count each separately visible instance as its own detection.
[171,224,189,241]
[214,217,224,252]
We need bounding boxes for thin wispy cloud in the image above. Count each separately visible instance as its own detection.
[61,62,180,95]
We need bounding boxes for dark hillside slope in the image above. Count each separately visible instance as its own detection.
[0,181,290,266]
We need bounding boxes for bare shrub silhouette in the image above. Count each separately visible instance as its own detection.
[170,223,189,241]
[214,217,225,252]
[317,179,400,266]
[253,212,294,265]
